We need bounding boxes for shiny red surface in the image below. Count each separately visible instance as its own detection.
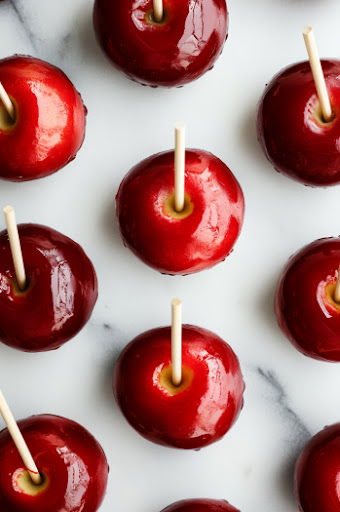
[116,149,244,275]
[257,60,340,186]
[93,0,228,87]
[295,423,340,512]
[0,55,86,181]
[0,414,108,512]
[275,237,340,362]
[0,224,97,352]
[161,499,240,512]
[114,325,244,449]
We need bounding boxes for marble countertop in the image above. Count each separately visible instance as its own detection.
[0,0,340,511]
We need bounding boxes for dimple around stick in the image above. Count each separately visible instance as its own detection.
[0,390,42,485]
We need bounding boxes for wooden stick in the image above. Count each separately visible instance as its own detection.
[0,390,42,485]
[3,206,26,291]
[171,298,182,386]
[0,82,15,121]
[153,0,163,22]
[335,264,340,303]
[303,26,333,122]
[174,123,185,212]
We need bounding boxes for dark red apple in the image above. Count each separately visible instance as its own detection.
[295,423,340,512]
[275,237,340,362]
[116,149,244,275]
[0,224,97,352]
[257,60,340,186]
[0,55,86,181]
[160,499,240,512]
[93,0,228,87]
[0,414,108,512]
[114,325,244,449]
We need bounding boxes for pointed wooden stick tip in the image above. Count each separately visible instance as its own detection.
[175,122,185,132]
[3,205,13,215]
[303,26,313,36]
[172,298,182,307]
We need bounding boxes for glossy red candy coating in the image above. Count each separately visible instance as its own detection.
[0,224,97,352]
[295,423,340,512]
[93,0,228,87]
[0,55,86,181]
[0,414,108,512]
[275,238,340,362]
[161,499,240,512]
[257,60,340,186]
[116,149,244,275]
[114,325,244,449]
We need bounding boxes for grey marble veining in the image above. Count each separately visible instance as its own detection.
[257,367,311,441]
[8,0,38,52]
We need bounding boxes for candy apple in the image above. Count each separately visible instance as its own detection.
[93,0,228,87]
[295,423,340,512]
[114,324,244,449]
[116,149,244,275]
[160,499,240,512]
[0,414,108,512]
[257,60,340,186]
[0,55,86,181]
[0,223,97,352]
[275,237,340,362]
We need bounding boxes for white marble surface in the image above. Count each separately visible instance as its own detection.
[0,0,340,510]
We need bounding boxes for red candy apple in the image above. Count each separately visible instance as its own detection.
[275,237,340,362]
[0,55,86,181]
[93,0,228,87]
[257,60,340,186]
[161,499,240,512]
[114,325,244,449]
[0,224,97,352]
[116,149,244,275]
[0,414,108,512]
[295,423,340,512]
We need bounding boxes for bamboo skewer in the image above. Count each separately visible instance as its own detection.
[171,299,182,386]
[153,0,164,23]
[334,264,340,303]
[0,390,42,485]
[174,123,186,212]
[0,82,15,121]
[303,26,333,122]
[3,206,27,291]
